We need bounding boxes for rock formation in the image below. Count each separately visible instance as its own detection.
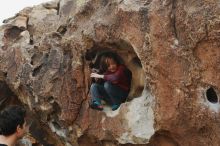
[0,0,220,145]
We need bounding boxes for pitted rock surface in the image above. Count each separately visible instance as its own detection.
[0,0,220,146]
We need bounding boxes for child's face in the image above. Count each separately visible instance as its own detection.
[106,58,118,72]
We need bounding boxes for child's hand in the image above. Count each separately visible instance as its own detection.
[90,73,104,79]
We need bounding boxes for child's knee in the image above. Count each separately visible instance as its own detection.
[90,83,99,91]
[104,82,112,91]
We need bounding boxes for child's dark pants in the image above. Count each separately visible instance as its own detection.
[90,82,128,106]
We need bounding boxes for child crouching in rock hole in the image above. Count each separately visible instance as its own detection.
[90,52,132,111]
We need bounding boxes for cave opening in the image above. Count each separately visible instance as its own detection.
[85,39,145,101]
[206,87,218,104]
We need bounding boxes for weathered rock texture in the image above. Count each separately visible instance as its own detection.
[0,0,220,146]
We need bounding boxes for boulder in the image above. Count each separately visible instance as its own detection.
[0,0,220,145]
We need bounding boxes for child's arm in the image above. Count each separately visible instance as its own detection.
[90,73,104,79]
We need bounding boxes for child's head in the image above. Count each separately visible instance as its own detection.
[99,52,121,72]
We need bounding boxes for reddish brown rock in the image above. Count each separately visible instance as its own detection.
[0,0,220,146]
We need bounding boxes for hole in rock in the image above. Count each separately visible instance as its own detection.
[52,101,61,115]
[32,64,43,77]
[4,26,24,41]
[29,35,34,45]
[85,39,145,101]
[206,87,218,104]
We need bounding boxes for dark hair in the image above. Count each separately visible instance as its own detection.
[0,105,26,136]
[99,52,122,72]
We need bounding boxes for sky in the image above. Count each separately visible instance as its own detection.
[0,0,51,25]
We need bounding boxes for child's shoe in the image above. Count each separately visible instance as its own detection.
[111,104,120,111]
[90,101,103,111]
